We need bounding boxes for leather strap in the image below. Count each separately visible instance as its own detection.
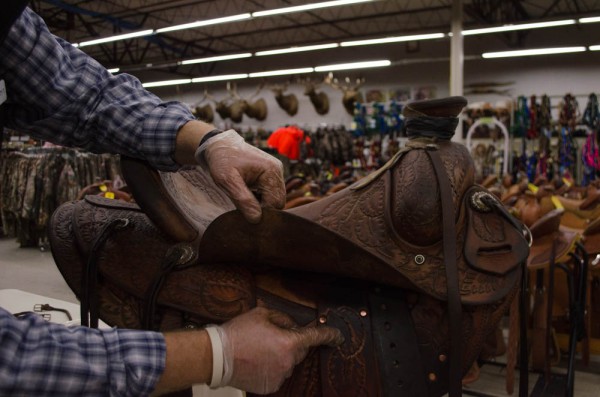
[81,217,129,328]
[369,288,428,396]
[426,149,463,397]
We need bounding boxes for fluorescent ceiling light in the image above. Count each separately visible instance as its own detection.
[314,59,390,72]
[249,67,314,77]
[156,13,251,34]
[107,68,120,73]
[78,29,154,47]
[142,79,192,88]
[180,53,252,65]
[463,19,575,36]
[341,33,445,47]
[191,74,249,83]
[256,43,339,56]
[580,16,600,23]
[482,46,586,58]
[253,0,373,17]
[590,45,600,51]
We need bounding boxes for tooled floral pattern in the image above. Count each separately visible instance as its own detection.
[324,306,370,396]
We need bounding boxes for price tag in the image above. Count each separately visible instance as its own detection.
[104,191,115,199]
[99,184,108,192]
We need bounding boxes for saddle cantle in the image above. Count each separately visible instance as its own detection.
[49,96,529,397]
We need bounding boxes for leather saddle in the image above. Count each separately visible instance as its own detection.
[48,96,529,397]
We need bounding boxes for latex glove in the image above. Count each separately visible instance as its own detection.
[195,130,285,223]
[210,307,343,394]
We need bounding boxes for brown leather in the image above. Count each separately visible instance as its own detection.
[557,195,600,229]
[49,96,529,397]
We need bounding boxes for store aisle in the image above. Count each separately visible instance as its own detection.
[0,237,76,303]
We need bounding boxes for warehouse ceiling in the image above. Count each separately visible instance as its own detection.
[31,0,600,82]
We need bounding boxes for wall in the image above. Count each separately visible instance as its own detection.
[149,50,600,132]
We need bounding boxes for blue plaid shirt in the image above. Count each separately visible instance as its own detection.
[0,7,193,396]
[0,307,166,396]
[0,7,195,171]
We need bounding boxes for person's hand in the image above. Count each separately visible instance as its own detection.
[195,130,285,223]
[212,307,344,394]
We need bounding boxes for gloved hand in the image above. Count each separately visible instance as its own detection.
[208,307,344,394]
[195,130,285,223]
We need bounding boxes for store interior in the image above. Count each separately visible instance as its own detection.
[2,1,600,396]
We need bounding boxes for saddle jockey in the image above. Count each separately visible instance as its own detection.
[0,3,343,396]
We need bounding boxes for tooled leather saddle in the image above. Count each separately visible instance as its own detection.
[48,97,530,397]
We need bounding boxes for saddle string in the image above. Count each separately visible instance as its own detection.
[426,149,463,397]
[82,217,130,328]
[142,244,196,330]
[477,193,530,397]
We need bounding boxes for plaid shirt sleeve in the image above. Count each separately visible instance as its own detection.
[0,8,195,171]
[0,307,166,396]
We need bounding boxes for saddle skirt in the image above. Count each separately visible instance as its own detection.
[49,96,529,397]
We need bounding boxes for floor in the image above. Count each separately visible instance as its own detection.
[0,237,599,396]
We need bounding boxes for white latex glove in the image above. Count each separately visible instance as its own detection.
[207,307,343,394]
[195,130,285,223]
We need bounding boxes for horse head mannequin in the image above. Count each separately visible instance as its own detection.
[191,89,215,123]
[243,82,268,121]
[325,73,364,115]
[302,78,330,115]
[271,82,299,116]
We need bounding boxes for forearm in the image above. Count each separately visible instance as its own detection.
[174,120,218,165]
[152,329,213,395]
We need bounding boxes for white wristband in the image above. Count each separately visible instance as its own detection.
[205,325,224,389]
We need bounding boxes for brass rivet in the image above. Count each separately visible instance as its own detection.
[360,310,368,317]
[414,254,425,265]
[319,315,327,324]
[428,373,437,382]
[439,354,447,362]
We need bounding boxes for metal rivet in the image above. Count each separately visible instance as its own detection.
[319,315,327,324]
[439,354,447,362]
[428,373,437,382]
[360,310,368,317]
[393,360,400,368]
[414,254,425,265]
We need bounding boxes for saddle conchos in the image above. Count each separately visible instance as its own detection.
[49,96,530,397]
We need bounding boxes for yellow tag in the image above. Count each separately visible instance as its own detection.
[304,191,312,197]
[527,183,539,194]
[562,178,572,187]
[104,191,115,199]
[99,184,108,192]
[551,196,563,209]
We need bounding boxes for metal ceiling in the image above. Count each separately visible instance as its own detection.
[31,0,600,81]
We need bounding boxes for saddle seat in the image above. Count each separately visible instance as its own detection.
[49,97,529,397]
